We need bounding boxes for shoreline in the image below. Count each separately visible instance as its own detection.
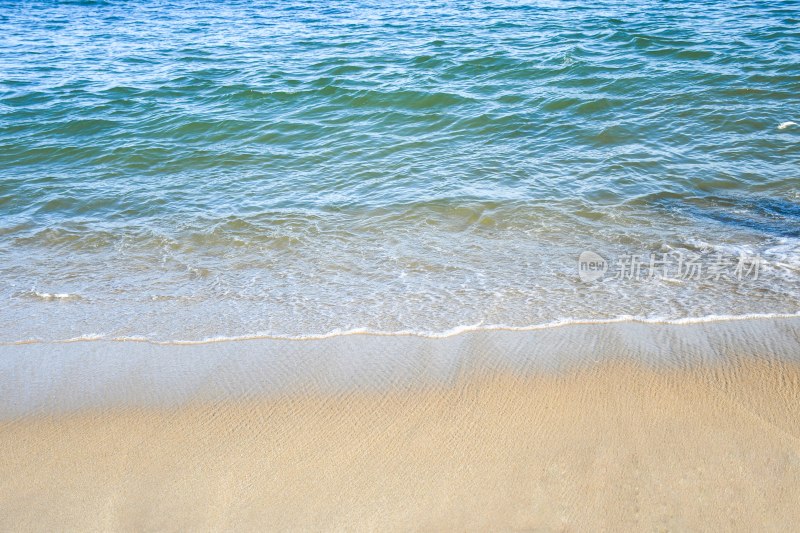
[1,315,799,419]
[2,316,799,529]
[5,311,800,346]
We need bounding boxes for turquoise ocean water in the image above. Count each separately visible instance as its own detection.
[1,0,799,342]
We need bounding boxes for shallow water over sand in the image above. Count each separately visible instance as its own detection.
[1,0,799,341]
[1,316,798,418]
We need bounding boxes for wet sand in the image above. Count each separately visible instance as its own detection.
[1,319,800,530]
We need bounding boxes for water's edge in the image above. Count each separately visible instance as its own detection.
[5,312,800,346]
[2,315,798,419]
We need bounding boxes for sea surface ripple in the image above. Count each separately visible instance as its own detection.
[1,0,799,341]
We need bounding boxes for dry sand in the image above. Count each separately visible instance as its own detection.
[2,357,800,531]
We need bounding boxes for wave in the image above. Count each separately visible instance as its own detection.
[4,312,799,347]
[20,291,83,301]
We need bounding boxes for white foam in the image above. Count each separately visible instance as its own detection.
[3,312,800,346]
[31,291,80,300]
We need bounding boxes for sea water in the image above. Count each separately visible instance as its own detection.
[1,0,799,343]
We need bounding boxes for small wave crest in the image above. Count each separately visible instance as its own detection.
[20,290,83,302]
[4,312,799,347]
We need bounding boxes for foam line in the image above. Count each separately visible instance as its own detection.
[3,311,799,346]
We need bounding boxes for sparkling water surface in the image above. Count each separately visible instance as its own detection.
[1,0,799,341]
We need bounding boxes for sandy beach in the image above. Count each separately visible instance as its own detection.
[2,320,800,531]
